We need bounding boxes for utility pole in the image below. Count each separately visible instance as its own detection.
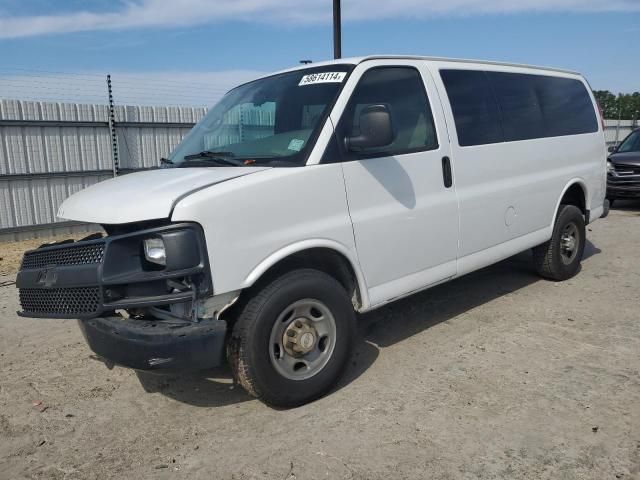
[615,98,622,145]
[333,0,342,59]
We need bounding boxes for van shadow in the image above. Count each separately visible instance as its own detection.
[582,238,601,261]
[362,157,416,209]
[611,198,640,213]
[139,244,599,408]
[348,250,538,355]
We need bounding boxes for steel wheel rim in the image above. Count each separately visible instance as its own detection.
[269,299,337,381]
[560,222,579,265]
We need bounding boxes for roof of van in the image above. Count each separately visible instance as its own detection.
[272,55,581,76]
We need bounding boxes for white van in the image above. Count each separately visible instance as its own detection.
[17,56,606,407]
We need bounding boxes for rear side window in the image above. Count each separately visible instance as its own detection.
[441,69,598,146]
[487,72,598,141]
[335,66,438,160]
[486,72,546,141]
[439,70,503,147]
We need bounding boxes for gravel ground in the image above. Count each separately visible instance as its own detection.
[0,204,639,480]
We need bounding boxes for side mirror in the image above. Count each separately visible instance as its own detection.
[608,145,617,153]
[345,104,394,151]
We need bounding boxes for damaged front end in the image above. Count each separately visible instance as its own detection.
[16,222,233,371]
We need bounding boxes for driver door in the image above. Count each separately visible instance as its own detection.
[333,62,459,307]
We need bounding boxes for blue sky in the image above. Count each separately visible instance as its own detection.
[0,1,638,106]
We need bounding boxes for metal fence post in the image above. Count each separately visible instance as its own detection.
[107,74,119,177]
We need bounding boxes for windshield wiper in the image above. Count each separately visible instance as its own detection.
[160,157,174,166]
[183,151,244,166]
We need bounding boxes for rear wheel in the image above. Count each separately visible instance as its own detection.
[227,269,355,408]
[532,204,586,281]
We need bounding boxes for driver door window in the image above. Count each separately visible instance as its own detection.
[337,67,438,160]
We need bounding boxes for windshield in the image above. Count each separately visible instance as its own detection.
[168,65,354,167]
[617,130,640,153]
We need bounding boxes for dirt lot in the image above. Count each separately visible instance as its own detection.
[0,204,639,480]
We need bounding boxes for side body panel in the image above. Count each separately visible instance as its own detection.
[426,60,606,277]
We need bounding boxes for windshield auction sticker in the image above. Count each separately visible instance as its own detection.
[298,72,347,86]
[287,139,305,151]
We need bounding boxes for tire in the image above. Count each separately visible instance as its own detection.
[608,197,615,208]
[227,269,355,408]
[601,199,610,218]
[532,204,586,281]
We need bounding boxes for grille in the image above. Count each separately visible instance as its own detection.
[21,243,105,270]
[19,287,101,316]
[613,164,640,176]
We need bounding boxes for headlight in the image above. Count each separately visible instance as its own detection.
[143,237,166,265]
[607,161,614,175]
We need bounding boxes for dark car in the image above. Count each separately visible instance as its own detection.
[607,128,640,205]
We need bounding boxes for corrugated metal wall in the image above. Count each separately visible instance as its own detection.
[0,99,205,242]
[603,119,636,147]
[115,104,205,170]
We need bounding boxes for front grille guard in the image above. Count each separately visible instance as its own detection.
[16,223,212,320]
[19,287,101,317]
[21,242,105,270]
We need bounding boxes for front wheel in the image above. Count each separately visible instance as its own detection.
[532,204,586,281]
[227,269,355,408]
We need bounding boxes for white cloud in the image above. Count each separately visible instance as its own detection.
[0,0,638,39]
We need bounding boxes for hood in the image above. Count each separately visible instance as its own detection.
[609,151,640,166]
[58,167,269,224]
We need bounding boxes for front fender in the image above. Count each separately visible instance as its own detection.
[243,239,371,311]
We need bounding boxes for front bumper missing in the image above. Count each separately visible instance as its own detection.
[80,316,227,371]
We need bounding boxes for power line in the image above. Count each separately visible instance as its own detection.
[0,67,105,78]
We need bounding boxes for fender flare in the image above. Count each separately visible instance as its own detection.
[551,178,588,228]
[242,239,371,310]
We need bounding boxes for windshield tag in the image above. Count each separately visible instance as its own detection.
[288,139,305,151]
[299,72,346,86]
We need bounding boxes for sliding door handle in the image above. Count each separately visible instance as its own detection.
[441,156,453,188]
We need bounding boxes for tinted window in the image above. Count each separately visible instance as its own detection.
[440,70,504,147]
[487,72,546,141]
[441,69,599,146]
[487,71,598,141]
[336,67,438,160]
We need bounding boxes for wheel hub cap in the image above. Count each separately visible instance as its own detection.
[269,299,337,381]
[560,221,579,265]
[561,234,576,252]
[283,319,317,356]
